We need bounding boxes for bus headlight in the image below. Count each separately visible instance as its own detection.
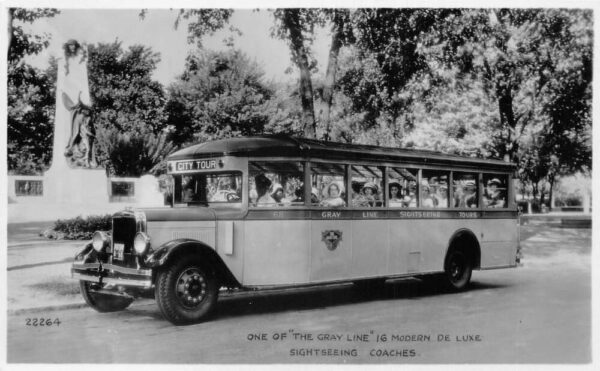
[92,231,110,252]
[134,232,151,256]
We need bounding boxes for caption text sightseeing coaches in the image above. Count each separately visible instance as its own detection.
[72,136,521,325]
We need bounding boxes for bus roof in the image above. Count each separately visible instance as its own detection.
[168,135,516,171]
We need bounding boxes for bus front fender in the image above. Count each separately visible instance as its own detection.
[145,239,241,288]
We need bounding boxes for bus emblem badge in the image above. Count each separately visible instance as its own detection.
[322,230,342,251]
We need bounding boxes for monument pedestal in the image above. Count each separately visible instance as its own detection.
[44,164,109,204]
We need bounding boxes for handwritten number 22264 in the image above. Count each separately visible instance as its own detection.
[25,318,61,327]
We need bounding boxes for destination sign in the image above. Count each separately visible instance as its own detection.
[170,159,220,173]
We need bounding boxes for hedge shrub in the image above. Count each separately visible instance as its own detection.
[43,214,112,240]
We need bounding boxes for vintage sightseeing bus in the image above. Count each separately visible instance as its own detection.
[72,136,521,324]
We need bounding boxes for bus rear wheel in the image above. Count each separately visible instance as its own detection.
[443,249,473,291]
[155,256,218,325]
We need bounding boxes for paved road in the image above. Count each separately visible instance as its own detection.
[7,224,591,364]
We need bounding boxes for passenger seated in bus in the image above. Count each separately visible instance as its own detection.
[484,178,505,208]
[182,182,196,202]
[404,182,417,207]
[320,182,346,208]
[434,183,449,208]
[311,187,321,204]
[421,183,435,208]
[255,174,275,206]
[457,181,477,208]
[353,182,378,207]
[271,183,286,205]
[289,188,304,203]
[249,188,258,205]
[389,181,404,207]
[209,176,240,202]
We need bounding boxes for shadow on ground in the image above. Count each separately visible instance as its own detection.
[124,278,510,323]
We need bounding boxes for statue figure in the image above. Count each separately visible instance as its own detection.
[62,92,97,168]
[56,39,97,168]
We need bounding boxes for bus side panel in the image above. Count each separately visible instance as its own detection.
[242,220,310,286]
[147,221,216,249]
[480,219,518,268]
[309,220,353,282]
[387,219,483,274]
[351,220,389,278]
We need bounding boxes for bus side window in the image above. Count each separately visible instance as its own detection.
[351,165,384,208]
[483,174,508,208]
[422,170,449,208]
[453,173,478,208]
[311,162,346,208]
[249,162,304,207]
[388,167,418,208]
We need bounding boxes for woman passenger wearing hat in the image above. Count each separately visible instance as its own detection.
[421,181,435,208]
[320,182,346,208]
[461,180,478,208]
[353,182,379,207]
[254,174,275,206]
[484,178,505,208]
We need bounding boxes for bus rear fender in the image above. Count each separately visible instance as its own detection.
[445,229,481,270]
[146,239,240,288]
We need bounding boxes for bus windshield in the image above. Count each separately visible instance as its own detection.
[174,172,242,205]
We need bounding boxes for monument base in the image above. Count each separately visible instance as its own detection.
[44,165,109,204]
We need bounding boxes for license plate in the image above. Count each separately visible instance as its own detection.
[113,243,124,260]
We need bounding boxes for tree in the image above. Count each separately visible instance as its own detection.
[87,41,168,134]
[95,128,175,177]
[165,49,275,145]
[335,9,460,143]
[85,41,171,175]
[8,8,59,62]
[7,8,59,174]
[414,9,592,205]
[7,63,56,174]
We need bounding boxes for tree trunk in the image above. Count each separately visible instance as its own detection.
[498,89,518,163]
[7,8,14,59]
[548,176,555,211]
[281,9,316,139]
[321,20,343,141]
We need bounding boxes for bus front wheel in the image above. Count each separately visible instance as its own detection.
[443,249,473,291]
[80,281,133,312]
[155,256,219,325]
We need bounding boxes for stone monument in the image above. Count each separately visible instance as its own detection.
[44,39,108,204]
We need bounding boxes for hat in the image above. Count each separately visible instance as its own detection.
[488,178,501,186]
[363,182,378,192]
[464,180,477,189]
[389,181,402,189]
[255,174,271,189]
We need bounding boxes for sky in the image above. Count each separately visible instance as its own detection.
[22,8,332,86]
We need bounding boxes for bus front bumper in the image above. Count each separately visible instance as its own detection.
[71,261,153,288]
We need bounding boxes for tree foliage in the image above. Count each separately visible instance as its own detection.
[7,8,59,174]
[8,8,59,63]
[85,41,172,175]
[165,49,275,145]
[87,41,168,134]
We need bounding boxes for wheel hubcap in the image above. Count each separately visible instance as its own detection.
[450,255,465,282]
[176,268,207,309]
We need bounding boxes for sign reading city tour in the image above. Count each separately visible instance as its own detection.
[169,159,222,173]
